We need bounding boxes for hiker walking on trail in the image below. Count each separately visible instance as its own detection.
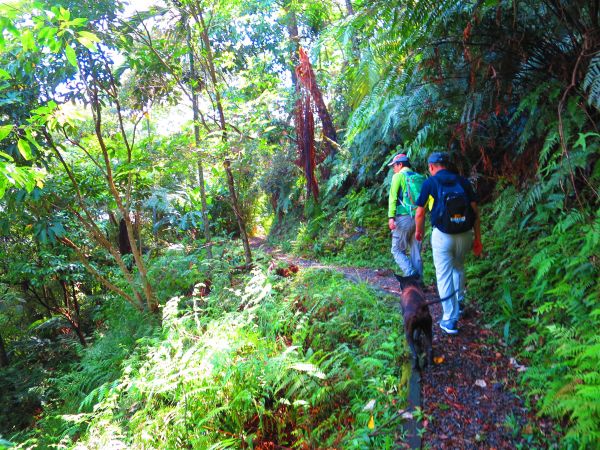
[388,153,425,279]
[414,152,483,335]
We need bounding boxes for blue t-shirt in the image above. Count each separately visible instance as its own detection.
[416,169,478,232]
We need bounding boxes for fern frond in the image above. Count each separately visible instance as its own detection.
[583,53,600,110]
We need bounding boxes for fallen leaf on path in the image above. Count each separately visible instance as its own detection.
[363,399,376,411]
[401,411,414,420]
[509,357,528,372]
[475,379,487,388]
[434,356,445,364]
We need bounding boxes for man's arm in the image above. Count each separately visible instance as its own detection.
[415,206,426,241]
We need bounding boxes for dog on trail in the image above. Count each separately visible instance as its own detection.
[395,275,433,371]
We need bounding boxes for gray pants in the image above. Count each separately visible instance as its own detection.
[431,227,473,322]
[391,215,422,277]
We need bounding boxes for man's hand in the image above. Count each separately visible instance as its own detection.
[473,238,483,256]
[388,218,396,231]
[415,206,425,242]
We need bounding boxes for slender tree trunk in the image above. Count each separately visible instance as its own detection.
[46,130,148,311]
[60,281,87,346]
[65,317,87,347]
[345,0,354,15]
[94,71,157,312]
[297,48,338,159]
[195,9,252,264]
[0,333,8,367]
[187,21,213,259]
[68,282,87,346]
[285,5,300,87]
[224,158,252,265]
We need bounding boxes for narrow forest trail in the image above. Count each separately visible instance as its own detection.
[250,237,558,449]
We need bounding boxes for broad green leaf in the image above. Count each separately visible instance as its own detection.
[65,45,77,67]
[77,31,100,43]
[21,30,36,52]
[77,35,98,51]
[0,151,13,161]
[38,26,58,45]
[0,164,7,198]
[0,124,12,141]
[25,131,42,150]
[0,69,9,80]
[50,222,66,238]
[59,7,70,21]
[17,139,32,160]
[49,38,62,53]
[69,18,87,27]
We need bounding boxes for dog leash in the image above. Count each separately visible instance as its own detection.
[422,289,457,307]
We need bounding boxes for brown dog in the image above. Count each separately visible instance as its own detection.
[395,275,433,371]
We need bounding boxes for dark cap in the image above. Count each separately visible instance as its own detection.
[427,152,449,164]
[387,153,410,166]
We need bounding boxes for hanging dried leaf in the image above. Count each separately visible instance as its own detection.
[294,86,318,200]
[293,46,338,193]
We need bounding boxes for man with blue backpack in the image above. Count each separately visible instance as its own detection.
[415,152,483,335]
[388,153,425,280]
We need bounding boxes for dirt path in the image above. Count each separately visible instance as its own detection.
[250,238,558,449]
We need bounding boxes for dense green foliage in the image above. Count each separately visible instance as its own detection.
[469,195,599,448]
[0,0,598,448]
[9,251,409,449]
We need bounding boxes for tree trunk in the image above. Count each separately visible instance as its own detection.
[224,158,252,265]
[69,282,87,347]
[60,281,87,346]
[195,8,252,264]
[297,48,338,160]
[187,21,213,259]
[285,5,300,87]
[345,0,354,15]
[0,333,8,367]
[118,218,132,256]
[67,318,87,347]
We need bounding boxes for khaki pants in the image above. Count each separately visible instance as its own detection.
[391,215,422,277]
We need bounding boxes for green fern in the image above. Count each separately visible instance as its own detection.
[583,53,600,110]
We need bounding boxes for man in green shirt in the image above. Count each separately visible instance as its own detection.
[388,153,424,279]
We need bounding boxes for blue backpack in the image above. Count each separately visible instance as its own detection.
[435,176,475,234]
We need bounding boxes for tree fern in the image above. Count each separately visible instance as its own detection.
[554,209,587,233]
[583,53,600,110]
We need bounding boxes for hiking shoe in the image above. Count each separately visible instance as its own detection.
[439,320,458,335]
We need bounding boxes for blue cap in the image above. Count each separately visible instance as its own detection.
[427,152,449,164]
[387,153,410,166]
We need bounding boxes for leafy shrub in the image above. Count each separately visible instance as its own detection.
[36,265,410,449]
[469,191,599,448]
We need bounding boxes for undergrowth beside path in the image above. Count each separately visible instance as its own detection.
[253,237,562,449]
[7,245,412,449]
